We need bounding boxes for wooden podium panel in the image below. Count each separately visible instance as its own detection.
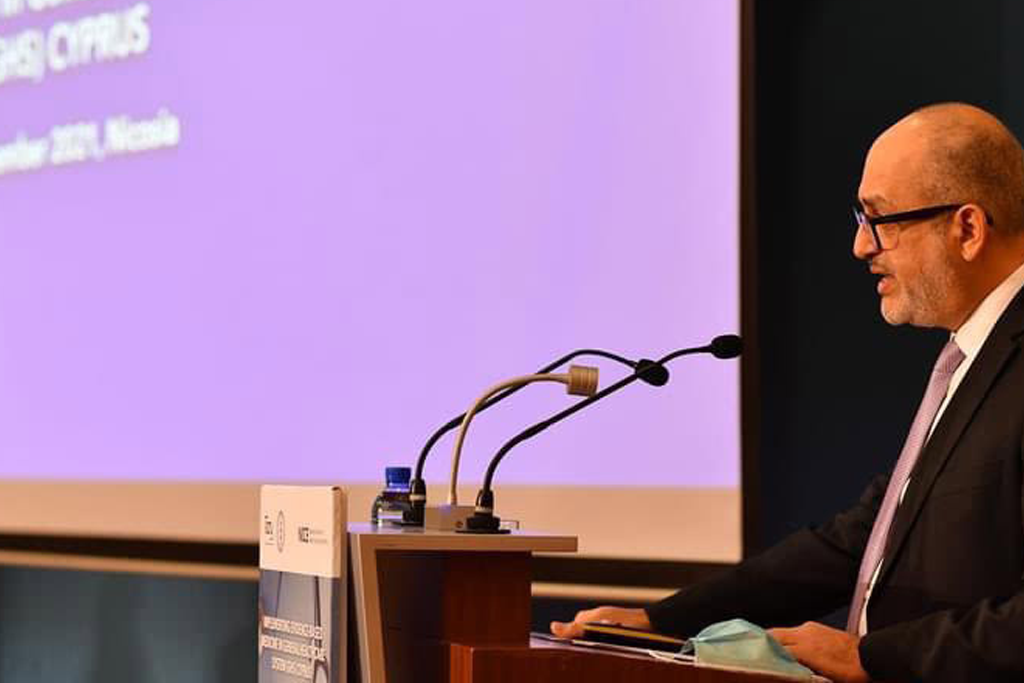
[348,524,576,683]
[374,550,532,680]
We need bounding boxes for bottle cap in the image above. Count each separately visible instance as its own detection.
[385,466,411,488]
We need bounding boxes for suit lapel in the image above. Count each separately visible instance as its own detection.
[876,289,1024,587]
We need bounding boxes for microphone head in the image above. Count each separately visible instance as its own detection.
[565,365,599,396]
[634,359,670,386]
[710,334,743,359]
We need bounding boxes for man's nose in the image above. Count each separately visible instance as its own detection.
[853,223,879,261]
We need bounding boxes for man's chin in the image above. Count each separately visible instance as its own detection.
[881,299,941,328]
[880,297,907,326]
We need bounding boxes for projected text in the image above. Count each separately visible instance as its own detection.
[0,2,150,86]
[0,108,180,176]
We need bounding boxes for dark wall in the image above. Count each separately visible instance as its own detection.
[0,566,256,683]
[751,0,1024,549]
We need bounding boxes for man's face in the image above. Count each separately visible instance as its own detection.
[853,125,962,328]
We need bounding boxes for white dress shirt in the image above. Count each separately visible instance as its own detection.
[857,259,1024,635]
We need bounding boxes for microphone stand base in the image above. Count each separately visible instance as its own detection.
[458,512,510,534]
[423,504,476,531]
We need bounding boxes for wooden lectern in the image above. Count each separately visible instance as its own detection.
[348,524,814,683]
[349,524,575,683]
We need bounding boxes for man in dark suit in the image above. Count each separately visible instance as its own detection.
[551,102,1024,682]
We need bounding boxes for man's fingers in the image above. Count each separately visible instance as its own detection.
[550,615,589,639]
[768,626,808,654]
[576,608,608,624]
[776,639,806,658]
[551,606,652,640]
[552,618,582,639]
[550,607,619,639]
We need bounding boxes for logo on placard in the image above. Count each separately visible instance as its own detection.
[276,511,286,552]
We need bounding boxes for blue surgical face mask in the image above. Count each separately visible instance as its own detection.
[680,618,815,680]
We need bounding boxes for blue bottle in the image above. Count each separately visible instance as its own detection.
[370,466,412,525]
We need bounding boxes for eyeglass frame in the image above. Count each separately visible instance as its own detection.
[853,203,964,251]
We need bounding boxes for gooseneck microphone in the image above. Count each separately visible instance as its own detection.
[446,365,599,506]
[463,334,742,533]
[403,348,671,525]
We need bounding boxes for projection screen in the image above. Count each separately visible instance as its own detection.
[0,0,740,562]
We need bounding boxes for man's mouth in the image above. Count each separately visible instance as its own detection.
[869,262,893,295]
[876,273,894,295]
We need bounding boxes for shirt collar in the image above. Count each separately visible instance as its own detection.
[952,259,1024,359]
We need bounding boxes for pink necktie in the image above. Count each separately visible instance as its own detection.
[846,339,966,633]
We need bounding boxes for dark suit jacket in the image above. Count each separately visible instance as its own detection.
[647,287,1024,682]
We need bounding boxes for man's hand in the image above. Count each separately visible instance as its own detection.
[550,606,651,639]
[768,622,870,683]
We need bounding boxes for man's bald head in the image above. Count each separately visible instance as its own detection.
[897,103,1024,235]
[856,103,1024,330]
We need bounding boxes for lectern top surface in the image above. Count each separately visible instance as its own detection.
[347,522,577,553]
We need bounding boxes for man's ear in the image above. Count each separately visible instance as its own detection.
[953,203,990,262]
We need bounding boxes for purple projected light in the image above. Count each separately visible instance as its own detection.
[0,1,739,486]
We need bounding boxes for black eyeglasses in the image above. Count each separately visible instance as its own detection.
[853,203,962,251]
